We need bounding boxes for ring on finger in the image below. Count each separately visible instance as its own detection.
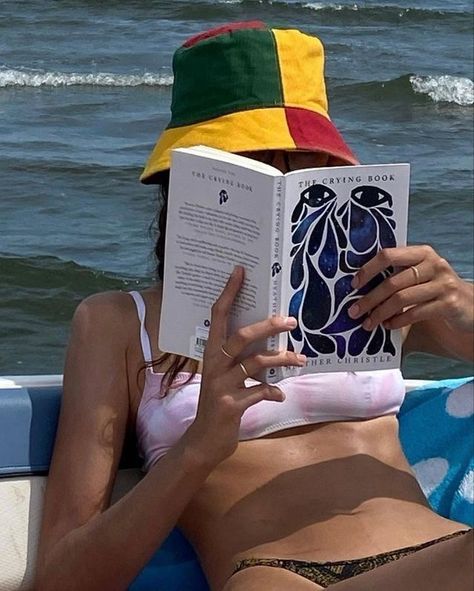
[239,361,250,379]
[221,344,234,360]
[410,265,421,285]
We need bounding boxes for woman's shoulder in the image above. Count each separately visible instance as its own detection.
[74,289,135,320]
[72,285,163,344]
[71,290,144,344]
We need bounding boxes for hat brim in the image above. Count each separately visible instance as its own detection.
[140,106,358,184]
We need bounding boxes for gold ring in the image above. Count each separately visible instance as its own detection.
[220,345,234,360]
[239,362,249,379]
[410,265,421,285]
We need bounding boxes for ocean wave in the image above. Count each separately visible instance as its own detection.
[0,254,145,373]
[410,75,473,107]
[1,65,471,107]
[3,159,141,181]
[0,68,173,88]
[335,74,473,107]
[0,253,145,293]
[303,2,356,10]
[154,0,470,26]
[302,1,450,14]
[213,0,467,21]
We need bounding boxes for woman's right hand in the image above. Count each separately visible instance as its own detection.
[183,265,306,467]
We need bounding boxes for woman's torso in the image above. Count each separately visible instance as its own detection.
[126,287,465,591]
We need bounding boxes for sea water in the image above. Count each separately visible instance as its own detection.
[0,0,472,377]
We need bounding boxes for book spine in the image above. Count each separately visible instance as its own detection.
[265,176,285,383]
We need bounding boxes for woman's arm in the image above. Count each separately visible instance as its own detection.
[36,269,304,591]
[403,284,474,360]
[35,292,215,591]
[348,245,474,361]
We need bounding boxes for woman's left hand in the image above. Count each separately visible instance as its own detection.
[348,245,474,333]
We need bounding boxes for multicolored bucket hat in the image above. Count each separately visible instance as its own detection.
[140,21,358,184]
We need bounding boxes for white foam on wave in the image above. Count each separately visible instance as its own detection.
[0,69,174,88]
[217,0,359,6]
[410,75,473,106]
[303,2,358,11]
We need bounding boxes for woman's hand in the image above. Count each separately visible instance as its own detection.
[348,245,474,333]
[183,266,306,468]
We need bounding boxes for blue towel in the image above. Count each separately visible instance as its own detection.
[129,377,474,590]
[399,377,474,527]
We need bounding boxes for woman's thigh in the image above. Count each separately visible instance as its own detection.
[222,566,324,591]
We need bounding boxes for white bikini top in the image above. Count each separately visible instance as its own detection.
[130,292,406,470]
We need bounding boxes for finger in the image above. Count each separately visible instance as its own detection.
[226,349,307,383]
[383,299,442,329]
[352,245,436,290]
[360,283,438,330]
[236,383,286,411]
[348,262,435,320]
[222,315,298,359]
[206,266,244,355]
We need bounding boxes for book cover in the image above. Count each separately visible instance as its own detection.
[274,164,410,379]
[159,146,410,380]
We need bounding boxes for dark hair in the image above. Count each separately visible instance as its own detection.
[148,171,199,396]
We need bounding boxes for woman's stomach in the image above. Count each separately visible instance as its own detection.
[178,416,464,590]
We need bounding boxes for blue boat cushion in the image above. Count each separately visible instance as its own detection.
[0,386,61,475]
[128,529,208,591]
[0,386,140,475]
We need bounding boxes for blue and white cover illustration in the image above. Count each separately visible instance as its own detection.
[280,164,410,374]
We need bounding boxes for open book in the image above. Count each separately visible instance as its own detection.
[159,146,410,381]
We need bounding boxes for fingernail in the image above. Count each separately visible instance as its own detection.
[363,317,373,330]
[351,276,359,288]
[297,354,307,364]
[231,265,241,277]
[284,316,297,328]
[348,304,360,318]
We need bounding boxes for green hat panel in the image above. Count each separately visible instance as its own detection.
[169,29,284,128]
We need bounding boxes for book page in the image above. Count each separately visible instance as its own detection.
[279,163,410,374]
[159,149,279,359]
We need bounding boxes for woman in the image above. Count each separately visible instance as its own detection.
[35,22,473,591]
